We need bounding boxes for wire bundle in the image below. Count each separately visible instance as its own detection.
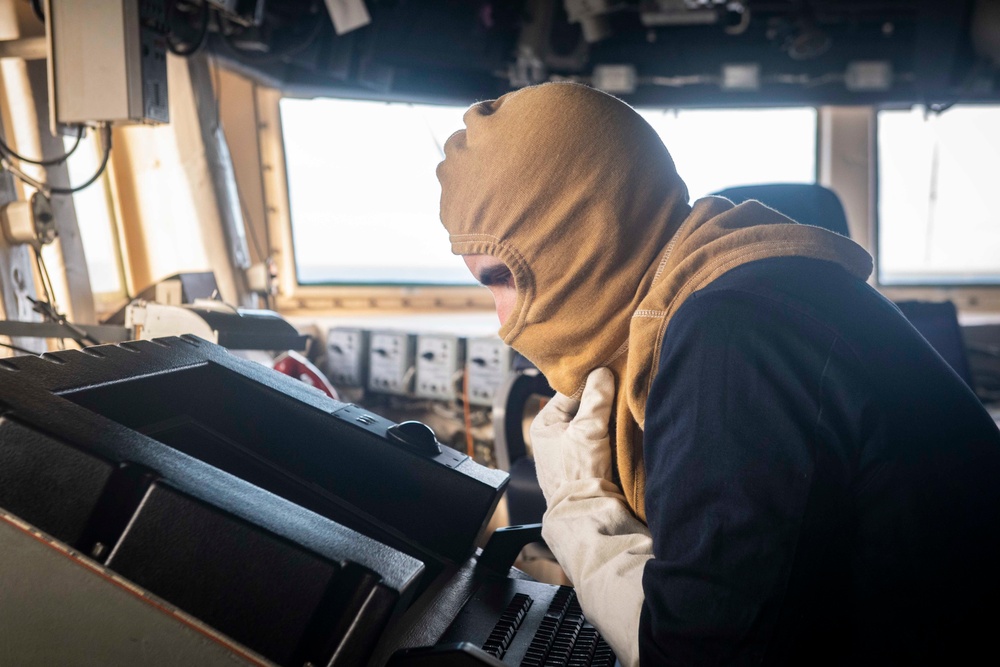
[0,123,112,197]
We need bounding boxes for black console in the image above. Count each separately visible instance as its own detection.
[0,336,617,665]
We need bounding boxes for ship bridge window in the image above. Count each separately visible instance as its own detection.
[635,107,817,200]
[279,99,816,287]
[877,105,1000,286]
[280,97,470,287]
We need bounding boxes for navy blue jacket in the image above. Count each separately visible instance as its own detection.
[639,256,1000,665]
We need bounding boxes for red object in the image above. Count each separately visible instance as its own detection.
[272,350,339,400]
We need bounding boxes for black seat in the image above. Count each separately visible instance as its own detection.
[713,183,852,238]
[717,184,977,395]
[894,300,974,389]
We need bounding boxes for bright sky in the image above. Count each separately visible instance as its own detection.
[280,98,817,285]
[878,105,1000,285]
[281,98,470,284]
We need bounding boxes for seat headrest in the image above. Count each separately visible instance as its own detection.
[712,183,851,238]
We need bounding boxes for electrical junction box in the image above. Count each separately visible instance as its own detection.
[415,334,466,401]
[45,0,170,127]
[368,331,415,395]
[465,337,514,407]
[326,328,369,387]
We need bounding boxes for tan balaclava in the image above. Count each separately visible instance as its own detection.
[438,82,872,522]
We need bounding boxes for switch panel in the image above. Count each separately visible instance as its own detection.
[326,328,369,387]
[368,331,415,395]
[415,335,466,401]
[466,337,513,407]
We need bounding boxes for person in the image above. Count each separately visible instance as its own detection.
[436,82,1000,665]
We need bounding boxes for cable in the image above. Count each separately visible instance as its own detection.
[32,246,58,314]
[31,249,69,351]
[0,340,38,355]
[49,124,112,195]
[0,125,84,166]
[28,296,101,347]
[1,124,113,197]
[463,369,476,459]
[166,0,211,57]
[30,0,44,22]
[31,251,63,333]
[31,247,100,347]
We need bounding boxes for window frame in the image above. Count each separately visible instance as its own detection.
[873,102,1000,290]
[262,89,1000,315]
[826,104,1000,313]
[257,87,494,312]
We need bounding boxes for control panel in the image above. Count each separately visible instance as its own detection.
[466,337,514,407]
[326,328,369,387]
[368,331,415,395]
[415,335,466,401]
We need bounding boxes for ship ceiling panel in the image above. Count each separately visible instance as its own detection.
[203,0,999,107]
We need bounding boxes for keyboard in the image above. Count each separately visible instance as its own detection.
[439,580,617,666]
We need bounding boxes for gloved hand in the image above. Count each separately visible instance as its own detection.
[531,367,616,504]
[530,368,653,667]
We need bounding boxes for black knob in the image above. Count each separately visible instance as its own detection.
[386,421,441,456]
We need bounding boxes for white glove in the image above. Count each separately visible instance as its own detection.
[530,368,653,667]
